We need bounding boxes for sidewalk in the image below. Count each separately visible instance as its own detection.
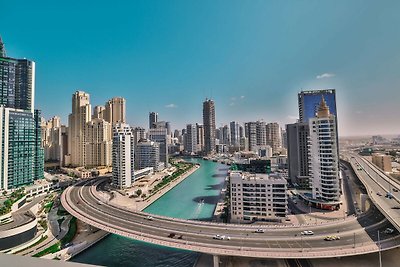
[109,164,200,211]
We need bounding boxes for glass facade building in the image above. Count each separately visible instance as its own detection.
[0,37,44,190]
[298,89,337,123]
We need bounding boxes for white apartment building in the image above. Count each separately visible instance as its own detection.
[308,97,340,204]
[184,124,198,154]
[112,123,135,189]
[230,171,287,223]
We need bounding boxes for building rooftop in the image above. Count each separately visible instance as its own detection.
[230,171,285,182]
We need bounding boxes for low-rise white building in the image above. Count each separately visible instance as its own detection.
[230,171,287,223]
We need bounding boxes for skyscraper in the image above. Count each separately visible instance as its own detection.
[298,89,337,123]
[286,122,310,187]
[149,112,158,129]
[308,97,340,206]
[148,128,169,166]
[112,123,135,189]
[203,99,216,155]
[229,121,240,147]
[196,123,204,153]
[184,124,197,154]
[244,122,257,151]
[104,97,126,125]
[68,91,91,167]
[85,118,112,167]
[266,122,282,154]
[0,37,44,190]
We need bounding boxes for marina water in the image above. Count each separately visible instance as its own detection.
[72,159,228,267]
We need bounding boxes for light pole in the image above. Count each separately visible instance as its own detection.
[301,235,303,252]
[378,230,382,267]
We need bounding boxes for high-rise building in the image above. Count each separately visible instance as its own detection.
[148,128,168,166]
[85,118,112,167]
[104,97,126,125]
[112,123,135,189]
[0,37,44,190]
[0,40,35,113]
[286,122,310,187]
[196,124,204,153]
[149,112,158,129]
[298,89,337,123]
[68,91,91,167]
[203,99,216,155]
[135,139,160,170]
[42,116,63,162]
[184,124,197,154]
[132,126,146,146]
[266,122,282,154]
[308,97,340,205]
[93,105,105,120]
[244,122,257,151]
[230,121,240,147]
[256,121,267,147]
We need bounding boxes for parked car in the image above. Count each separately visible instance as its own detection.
[254,229,265,233]
[301,231,314,235]
[393,188,399,192]
[146,215,153,221]
[377,192,383,196]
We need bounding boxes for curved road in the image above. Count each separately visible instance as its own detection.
[61,178,400,259]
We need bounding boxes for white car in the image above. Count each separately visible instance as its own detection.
[146,216,153,221]
[213,234,230,240]
[254,229,265,233]
[301,230,314,235]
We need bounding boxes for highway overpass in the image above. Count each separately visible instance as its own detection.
[343,152,400,232]
[60,177,400,263]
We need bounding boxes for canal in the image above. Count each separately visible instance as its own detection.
[71,158,228,267]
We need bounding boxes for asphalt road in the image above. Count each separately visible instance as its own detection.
[346,153,400,234]
[0,195,45,231]
[61,177,400,255]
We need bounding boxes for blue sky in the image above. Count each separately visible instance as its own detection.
[1,1,400,136]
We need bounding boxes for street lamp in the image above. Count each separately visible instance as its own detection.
[377,230,382,267]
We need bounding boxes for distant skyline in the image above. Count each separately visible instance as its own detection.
[1,1,400,136]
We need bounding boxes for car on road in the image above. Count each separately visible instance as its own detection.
[301,231,314,235]
[168,233,176,238]
[393,188,399,192]
[377,192,383,196]
[254,229,265,233]
[146,216,153,221]
[213,234,230,240]
[384,228,394,234]
[324,235,340,241]
[386,192,393,199]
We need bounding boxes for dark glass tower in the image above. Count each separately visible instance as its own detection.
[298,89,337,123]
